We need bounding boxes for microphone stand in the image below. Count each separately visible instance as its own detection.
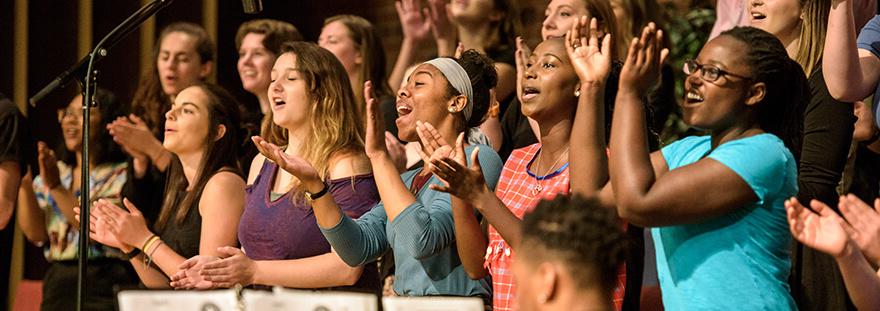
[29,1,176,310]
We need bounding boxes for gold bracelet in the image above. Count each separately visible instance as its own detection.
[141,234,159,251]
[143,239,163,270]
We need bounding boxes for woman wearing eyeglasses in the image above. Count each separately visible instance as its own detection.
[593,25,805,309]
[17,90,138,310]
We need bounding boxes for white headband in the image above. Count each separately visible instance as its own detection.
[424,58,473,121]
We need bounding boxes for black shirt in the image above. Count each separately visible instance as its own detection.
[0,93,33,174]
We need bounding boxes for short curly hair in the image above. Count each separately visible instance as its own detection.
[520,195,629,293]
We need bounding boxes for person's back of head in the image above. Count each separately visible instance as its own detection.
[515,195,628,311]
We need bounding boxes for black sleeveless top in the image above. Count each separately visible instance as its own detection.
[158,190,202,259]
[158,168,242,259]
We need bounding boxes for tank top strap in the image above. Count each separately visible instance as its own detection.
[252,160,277,192]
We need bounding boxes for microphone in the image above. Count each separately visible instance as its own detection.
[242,0,262,14]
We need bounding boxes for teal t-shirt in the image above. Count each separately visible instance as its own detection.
[655,134,797,310]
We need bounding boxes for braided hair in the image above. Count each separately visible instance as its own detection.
[720,27,807,160]
[521,195,629,293]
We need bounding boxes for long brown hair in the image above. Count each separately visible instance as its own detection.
[323,15,393,107]
[488,0,523,57]
[155,83,242,231]
[613,0,667,55]
[131,22,215,135]
[276,42,365,197]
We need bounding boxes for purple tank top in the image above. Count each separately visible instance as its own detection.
[239,160,379,261]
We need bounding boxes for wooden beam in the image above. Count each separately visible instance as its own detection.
[140,0,155,77]
[203,0,217,83]
[78,0,92,58]
[9,0,27,306]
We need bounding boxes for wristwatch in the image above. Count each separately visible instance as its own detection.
[305,182,329,202]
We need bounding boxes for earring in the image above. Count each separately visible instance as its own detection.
[574,89,581,97]
[448,107,456,113]
[537,293,549,304]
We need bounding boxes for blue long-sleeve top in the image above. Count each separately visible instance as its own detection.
[320,145,502,297]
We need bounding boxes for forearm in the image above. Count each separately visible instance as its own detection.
[306,179,347,229]
[450,197,489,279]
[797,98,854,208]
[149,146,172,173]
[0,162,19,229]
[0,201,11,230]
[129,253,173,289]
[321,215,383,267]
[143,241,187,283]
[389,39,420,90]
[570,82,608,196]
[436,37,457,57]
[370,154,416,222]
[48,187,79,228]
[609,90,656,217]
[16,183,48,244]
[474,189,522,249]
[823,0,869,101]
[253,252,363,288]
[836,244,880,310]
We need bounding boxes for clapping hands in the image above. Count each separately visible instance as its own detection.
[787,195,880,264]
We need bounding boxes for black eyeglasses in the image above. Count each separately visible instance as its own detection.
[684,59,752,82]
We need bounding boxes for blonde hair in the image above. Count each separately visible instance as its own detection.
[278,42,365,197]
[795,0,828,75]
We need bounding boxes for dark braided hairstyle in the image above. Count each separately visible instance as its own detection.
[441,50,498,134]
[521,195,629,294]
[720,27,807,160]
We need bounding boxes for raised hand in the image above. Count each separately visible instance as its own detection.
[396,0,433,42]
[199,246,257,288]
[566,17,613,85]
[36,142,61,189]
[386,131,408,173]
[838,194,880,264]
[429,0,458,57]
[252,136,321,185]
[170,255,221,289]
[364,81,389,159]
[415,121,454,174]
[514,37,533,103]
[429,142,489,205]
[619,23,669,95]
[786,197,850,258]
[93,198,153,249]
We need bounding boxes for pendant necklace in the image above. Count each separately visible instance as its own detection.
[532,146,569,195]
